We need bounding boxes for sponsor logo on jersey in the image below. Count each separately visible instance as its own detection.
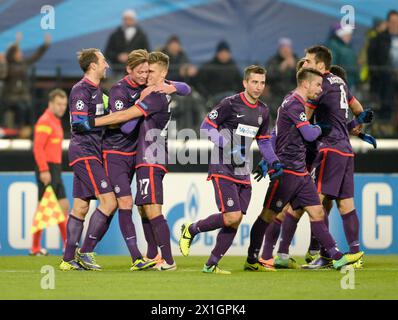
[236,123,259,138]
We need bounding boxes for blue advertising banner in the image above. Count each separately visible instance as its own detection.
[0,173,396,256]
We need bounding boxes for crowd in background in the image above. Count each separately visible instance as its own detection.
[0,9,398,139]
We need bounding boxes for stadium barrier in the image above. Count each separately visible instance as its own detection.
[0,172,396,256]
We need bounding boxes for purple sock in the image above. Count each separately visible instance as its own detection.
[247,217,269,263]
[189,213,224,237]
[311,221,343,260]
[308,231,321,252]
[342,210,360,253]
[98,214,115,242]
[63,214,84,261]
[119,209,142,261]
[206,226,237,266]
[80,209,108,253]
[261,218,281,260]
[320,209,330,257]
[278,213,299,255]
[150,215,173,265]
[142,217,158,259]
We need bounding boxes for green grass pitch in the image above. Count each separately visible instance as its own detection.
[1,255,397,300]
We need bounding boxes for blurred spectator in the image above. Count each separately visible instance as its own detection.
[368,10,398,120]
[105,9,150,74]
[0,53,6,92]
[326,23,359,88]
[265,37,297,114]
[1,32,51,137]
[196,40,241,103]
[160,35,197,83]
[358,18,387,83]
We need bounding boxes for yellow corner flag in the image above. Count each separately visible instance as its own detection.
[31,185,65,234]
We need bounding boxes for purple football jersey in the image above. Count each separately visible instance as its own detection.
[68,78,106,165]
[307,72,355,154]
[135,92,172,171]
[102,76,144,153]
[206,92,271,183]
[274,92,310,173]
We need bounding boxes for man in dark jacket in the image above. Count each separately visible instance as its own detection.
[105,9,150,74]
[1,32,50,134]
[368,10,398,119]
[196,41,242,103]
[265,38,298,117]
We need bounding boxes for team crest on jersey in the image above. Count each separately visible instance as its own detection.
[299,112,307,122]
[100,180,108,189]
[115,100,124,111]
[258,115,263,125]
[76,100,84,111]
[227,198,234,207]
[208,110,218,120]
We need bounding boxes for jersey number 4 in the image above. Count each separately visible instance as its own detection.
[339,85,349,119]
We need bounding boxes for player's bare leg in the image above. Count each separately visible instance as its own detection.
[138,206,160,261]
[143,204,176,271]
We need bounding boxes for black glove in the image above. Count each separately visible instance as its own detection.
[357,108,374,124]
[358,132,377,149]
[269,161,284,180]
[252,160,269,182]
[72,116,95,133]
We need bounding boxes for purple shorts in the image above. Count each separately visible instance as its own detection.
[72,158,113,200]
[264,172,320,213]
[315,150,354,199]
[103,152,136,198]
[135,166,166,206]
[212,177,252,214]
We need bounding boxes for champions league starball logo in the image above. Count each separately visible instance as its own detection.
[115,100,124,111]
[76,100,84,111]
[167,184,200,245]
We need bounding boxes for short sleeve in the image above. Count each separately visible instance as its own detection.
[288,103,310,128]
[204,98,231,128]
[136,93,167,117]
[109,86,130,113]
[70,87,90,116]
[256,106,271,140]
